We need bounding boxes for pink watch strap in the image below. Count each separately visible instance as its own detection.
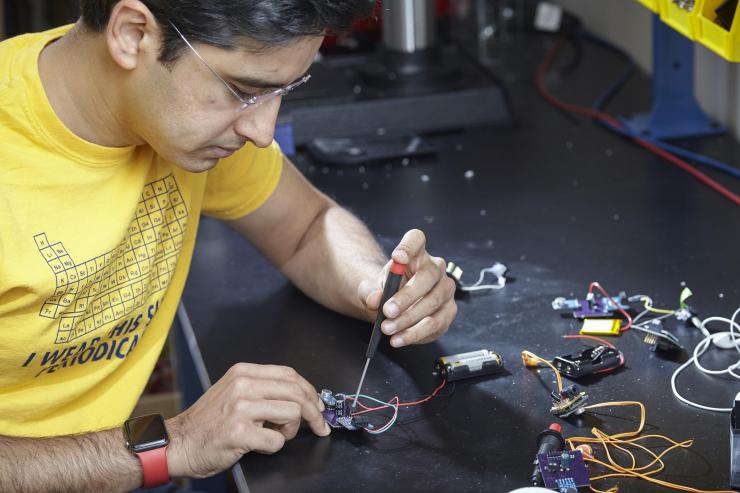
[137,445,169,488]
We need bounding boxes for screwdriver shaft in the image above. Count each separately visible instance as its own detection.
[351,358,371,408]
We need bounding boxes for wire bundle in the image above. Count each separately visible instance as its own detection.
[632,295,677,327]
[522,350,565,391]
[345,379,448,435]
[537,34,740,207]
[346,393,400,435]
[566,401,735,493]
[625,294,687,345]
[671,307,740,412]
[522,346,734,492]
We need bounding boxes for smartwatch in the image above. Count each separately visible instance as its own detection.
[124,414,170,489]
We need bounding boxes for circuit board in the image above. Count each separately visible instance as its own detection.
[550,385,588,418]
[538,449,590,492]
[320,390,372,431]
[552,293,629,319]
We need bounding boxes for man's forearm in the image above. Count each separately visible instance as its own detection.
[0,428,141,493]
[281,204,387,321]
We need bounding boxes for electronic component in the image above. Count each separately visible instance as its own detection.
[550,385,588,418]
[320,389,372,431]
[445,262,464,290]
[537,449,590,492]
[732,392,740,489]
[553,345,623,378]
[434,349,504,381]
[674,287,703,329]
[531,423,566,486]
[579,318,621,336]
[643,330,683,354]
[552,292,629,319]
[575,444,593,460]
[674,307,703,330]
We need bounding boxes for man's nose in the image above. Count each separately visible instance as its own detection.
[233,97,281,148]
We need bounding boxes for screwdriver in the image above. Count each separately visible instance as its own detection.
[351,261,407,408]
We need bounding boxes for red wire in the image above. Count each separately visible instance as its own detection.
[537,37,740,207]
[587,281,633,332]
[350,378,448,416]
[398,378,447,407]
[351,402,389,416]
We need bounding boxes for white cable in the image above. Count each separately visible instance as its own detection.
[701,313,740,354]
[461,284,505,292]
[460,262,508,292]
[670,307,740,413]
[670,335,730,412]
[632,312,674,331]
[631,307,651,326]
[630,296,676,333]
[691,333,740,377]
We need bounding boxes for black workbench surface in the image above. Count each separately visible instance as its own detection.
[182,34,740,492]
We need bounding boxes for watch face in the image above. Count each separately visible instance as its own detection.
[125,414,169,453]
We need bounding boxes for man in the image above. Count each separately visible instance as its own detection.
[0,0,457,491]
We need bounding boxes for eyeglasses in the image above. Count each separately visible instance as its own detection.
[168,22,311,112]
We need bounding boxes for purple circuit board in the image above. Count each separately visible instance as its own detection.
[573,299,626,318]
[538,449,590,492]
[320,390,371,431]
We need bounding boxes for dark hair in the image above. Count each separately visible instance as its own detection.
[80,0,373,63]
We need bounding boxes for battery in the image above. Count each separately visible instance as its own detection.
[434,349,504,382]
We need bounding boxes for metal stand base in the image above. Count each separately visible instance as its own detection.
[359,48,462,97]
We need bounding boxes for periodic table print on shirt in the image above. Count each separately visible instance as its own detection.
[34,174,188,344]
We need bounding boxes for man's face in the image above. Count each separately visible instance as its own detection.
[125,36,323,172]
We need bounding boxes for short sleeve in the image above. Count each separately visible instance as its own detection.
[201,140,283,220]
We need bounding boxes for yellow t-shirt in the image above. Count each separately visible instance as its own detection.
[0,25,283,437]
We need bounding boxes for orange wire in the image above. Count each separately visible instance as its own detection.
[566,401,735,493]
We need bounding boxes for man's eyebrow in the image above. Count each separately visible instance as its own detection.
[227,70,310,90]
[227,75,282,89]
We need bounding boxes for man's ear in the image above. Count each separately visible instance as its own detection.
[105,0,159,71]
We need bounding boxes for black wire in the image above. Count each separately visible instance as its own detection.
[451,39,517,128]
[577,30,636,113]
[558,34,584,76]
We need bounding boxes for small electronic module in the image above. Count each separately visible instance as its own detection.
[320,389,372,431]
[537,449,590,492]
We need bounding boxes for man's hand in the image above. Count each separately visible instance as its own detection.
[165,363,329,479]
[357,229,457,348]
